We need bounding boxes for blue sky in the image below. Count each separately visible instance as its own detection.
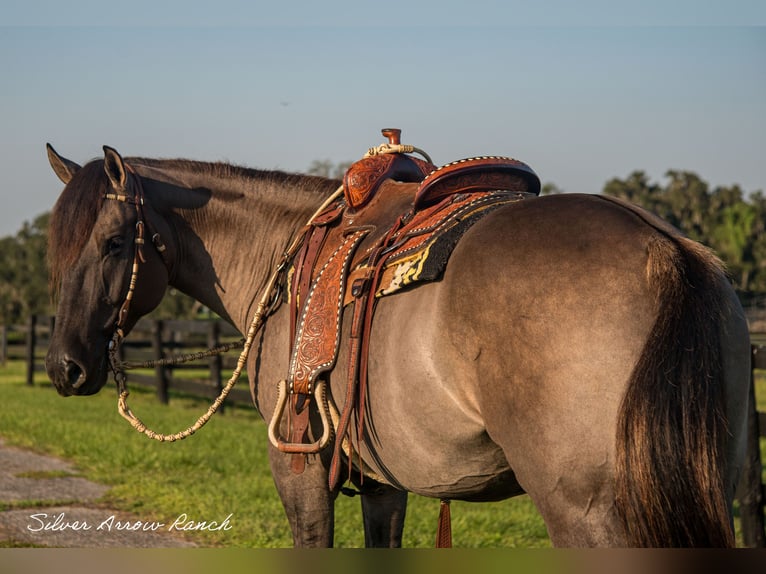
[1,2,765,236]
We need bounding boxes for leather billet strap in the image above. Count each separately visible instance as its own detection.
[328,278,370,489]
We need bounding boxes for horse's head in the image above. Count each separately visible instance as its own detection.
[45,145,173,396]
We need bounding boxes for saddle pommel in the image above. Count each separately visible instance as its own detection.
[381,128,402,145]
[343,129,436,210]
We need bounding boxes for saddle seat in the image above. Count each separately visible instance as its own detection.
[274,129,540,482]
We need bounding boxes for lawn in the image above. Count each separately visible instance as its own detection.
[2,359,763,548]
[0,361,550,548]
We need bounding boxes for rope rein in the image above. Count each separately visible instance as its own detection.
[117,338,245,371]
[107,165,344,442]
[111,269,279,442]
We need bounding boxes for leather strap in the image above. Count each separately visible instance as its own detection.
[435,499,452,548]
[328,286,369,490]
[289,395,311,474]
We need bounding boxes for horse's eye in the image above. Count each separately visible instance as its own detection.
[106,236,125,256]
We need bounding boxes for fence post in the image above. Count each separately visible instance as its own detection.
[739,345,766,547]
[208,320,224,414]
[25,315,37,386]
[1,324,7,366]
[153,319,169,404]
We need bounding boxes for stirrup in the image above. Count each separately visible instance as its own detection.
[267,379,333,453]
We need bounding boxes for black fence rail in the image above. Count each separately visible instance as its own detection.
[2,314,765,547]
[115,317,252,409]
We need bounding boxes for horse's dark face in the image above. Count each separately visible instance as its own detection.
[45,146,170,396]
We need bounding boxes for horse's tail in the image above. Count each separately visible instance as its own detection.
[614,231,734,547]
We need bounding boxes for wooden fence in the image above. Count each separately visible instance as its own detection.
[1,315,252,407]
[1,314,765,547]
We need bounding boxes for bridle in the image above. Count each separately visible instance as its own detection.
[103,165,171,347]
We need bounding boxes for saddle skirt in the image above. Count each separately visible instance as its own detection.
[279,130,540,482]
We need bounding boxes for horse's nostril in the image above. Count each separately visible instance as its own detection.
[63,359,85,388]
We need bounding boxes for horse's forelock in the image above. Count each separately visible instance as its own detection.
[48,160,108,297]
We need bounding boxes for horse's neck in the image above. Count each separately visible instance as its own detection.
[140,164,330,333]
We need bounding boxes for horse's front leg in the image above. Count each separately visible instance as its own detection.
[267,446,339,547]
[356,479,408,547]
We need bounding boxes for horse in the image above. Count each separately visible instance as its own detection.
[43,143,751,547]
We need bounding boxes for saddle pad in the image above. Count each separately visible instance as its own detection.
[344,191,534,306]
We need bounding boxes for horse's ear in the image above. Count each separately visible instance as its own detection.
[46,143,80,185]
[103,145,127,191]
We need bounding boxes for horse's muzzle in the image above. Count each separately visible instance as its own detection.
[45,353,102,396]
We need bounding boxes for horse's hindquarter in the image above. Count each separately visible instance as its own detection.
[359,194,659,505]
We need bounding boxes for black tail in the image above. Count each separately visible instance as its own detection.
[615,233,734,547]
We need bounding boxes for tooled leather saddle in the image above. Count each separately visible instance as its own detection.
[271,129,541,485]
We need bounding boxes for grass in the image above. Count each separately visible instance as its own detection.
[2,360,763,548]
[0,361,550,548]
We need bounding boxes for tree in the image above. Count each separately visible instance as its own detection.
[603,171,665,215]
[710,201,757,291]
[663,170,711,242]
[0,213,51,324]
[306,159,352,180]
[603,171,765,298]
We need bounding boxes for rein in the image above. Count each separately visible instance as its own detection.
[106,163,343,442]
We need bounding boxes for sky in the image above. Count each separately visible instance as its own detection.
[1,1,765,237]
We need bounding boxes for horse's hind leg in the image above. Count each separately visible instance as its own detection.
[356,480,408,547]
[526,476,627,546]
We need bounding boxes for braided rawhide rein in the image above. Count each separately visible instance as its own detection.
[111,268,279,442]
[109,175,348,442]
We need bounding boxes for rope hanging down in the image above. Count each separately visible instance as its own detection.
[109,182,345,442]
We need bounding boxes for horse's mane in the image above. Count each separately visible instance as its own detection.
[48,157,338,297]
[131,157,335,190]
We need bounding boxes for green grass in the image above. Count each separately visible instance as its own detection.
[755,371,766,490]
[3,360,763,548]
[0,361,550,548]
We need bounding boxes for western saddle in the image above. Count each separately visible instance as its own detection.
[267,129,541,488]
